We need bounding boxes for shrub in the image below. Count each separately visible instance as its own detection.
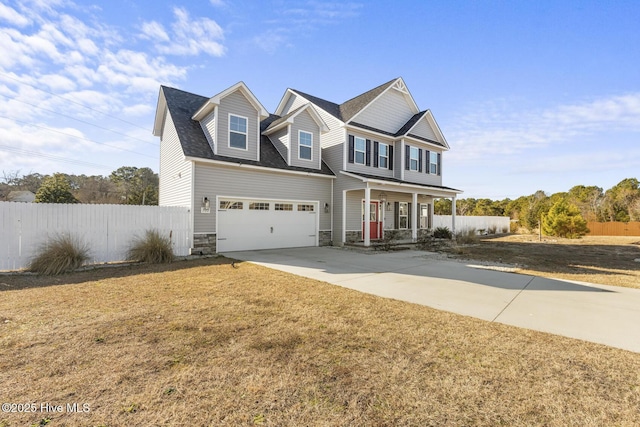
[127,229,174,263]
[488,225,498,234]
[433,226,452,239]
[29,234,90,275]
[455,228,478,244]
[542,200,589,239]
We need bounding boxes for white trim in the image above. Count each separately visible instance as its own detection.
[187,157,336,179]
[228,113,248,151]
[213,105,219,155]
[342,190,347,245]
[342,128,348,171]
[193,81,268,121]
[398,201,409,229]
[287,124,292,165]
[409,146,419,171]
[339,170,461,197]
[344,123,447,152]
[264,103,329,135]
[298,130,313,161]
[400,139,405,181]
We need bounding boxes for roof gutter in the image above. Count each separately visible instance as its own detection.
[185,156,336,179]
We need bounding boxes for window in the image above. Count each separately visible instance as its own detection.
[275,203,293,211]
[354,137,366,165]
[229,114,247,149]
[398,202,408,229]
[419,203,431,229]
[409,147,419,171]
[429,151,439,174]
[219,201,243,210]
[299,131,312,160]
[297,204,315,212]
[249,202,269,210]
[379,143,388,169]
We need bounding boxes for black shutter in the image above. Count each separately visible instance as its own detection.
[437,153,441,176]
[405,145,410,170]
[373,141,379,168]
[394,202,399,229]
[425,150,430,174]
[389,145,394,170]
[418,149,423,172]
[348,135,354,163]
[365,139,371,166]
[408,202,412,229]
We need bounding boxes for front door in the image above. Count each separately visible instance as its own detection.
[362,200,381,240]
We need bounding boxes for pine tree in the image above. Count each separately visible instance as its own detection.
[542,200,589,239]
[35,173,78,203]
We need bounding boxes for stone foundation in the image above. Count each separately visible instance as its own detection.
[345,231,362,243]
[319,231,332,246]
[192,233,216,255]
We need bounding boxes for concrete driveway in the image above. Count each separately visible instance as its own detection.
[226,247,640,353]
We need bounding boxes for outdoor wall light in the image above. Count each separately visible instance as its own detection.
[324,202,330,213]
[202,197,210,209]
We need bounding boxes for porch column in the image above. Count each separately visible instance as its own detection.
[451,195,457,236]
[341,190,347,245]
[364,186,371,247]
[411,192,418,241]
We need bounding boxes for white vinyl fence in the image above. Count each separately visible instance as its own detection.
[0,202,192,271]
[433,215,510,234]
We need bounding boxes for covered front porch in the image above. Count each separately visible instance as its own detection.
[340,174,462,247]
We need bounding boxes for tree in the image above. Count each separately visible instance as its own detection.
[109,166,159,205]
[601,178,640,222]
[433,198,452,215]
[542,200,589,239]
[35,173,78,203]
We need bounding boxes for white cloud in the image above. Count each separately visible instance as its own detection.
[143,7,226,57]
[0,3,30,27]
[209,0,226,7]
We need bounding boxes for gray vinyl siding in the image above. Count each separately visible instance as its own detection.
[269,127,289,163]
[158,109,193,208]
[193,162,332,234]
[393,141,403,180]
[332,173,367,242]
[351,89,415,134]
[200,110,216,153]
[411,118,438,141]
[316,113,344,174]
[216,91,259,161]
[282,93,309,115]
[290,110,321,169]
[345,132,394,178]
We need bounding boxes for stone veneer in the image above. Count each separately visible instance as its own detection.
[319,231,332,246]
[191,231,332,254]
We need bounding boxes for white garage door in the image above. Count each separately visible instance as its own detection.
[217,198,318,252]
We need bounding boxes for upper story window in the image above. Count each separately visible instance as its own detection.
[409,146,419,171]
[427,150,441,175]
[354,137,366,165]
[378,143,388,169]
[229,114,247,150]
[299,131,312,160]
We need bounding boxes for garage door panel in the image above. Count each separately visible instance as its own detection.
[217,198,318,252]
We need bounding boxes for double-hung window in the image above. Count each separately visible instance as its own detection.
[378,143,388,169]
[429,151,439,174]
[354,137,366,165]
[299,131,312,160]
[229,114,247,150]
[398,202,408,229]
[409,146,419,171]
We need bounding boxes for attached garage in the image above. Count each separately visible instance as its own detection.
[216,197,319,252]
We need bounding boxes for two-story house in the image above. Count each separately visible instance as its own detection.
[153,78,461,254]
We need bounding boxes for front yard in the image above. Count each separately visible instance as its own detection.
[1,257,639,426]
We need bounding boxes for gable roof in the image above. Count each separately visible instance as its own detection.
[159,86,334,176]
[263,103,329,135]
[338,78,399,122]
[191,81,269,121]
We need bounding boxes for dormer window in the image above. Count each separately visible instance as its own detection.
[229,114,247,150]
[299,131,312,160]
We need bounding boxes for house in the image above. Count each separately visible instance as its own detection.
[6,191,36,202]
[153,78,461,254]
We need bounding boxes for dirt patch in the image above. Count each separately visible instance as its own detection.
[434,235,640,289]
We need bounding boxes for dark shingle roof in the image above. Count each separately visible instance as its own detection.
[161,86,334,176]
[348,121,445,148]
[344,171,461,193]
[290,78,398,123]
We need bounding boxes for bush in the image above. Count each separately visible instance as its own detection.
[455,228,478,244]
[487,225,498,234]
[433,226,452,239]
[29,234,90,275]
[542,200,589,239]
[127,229,174,263]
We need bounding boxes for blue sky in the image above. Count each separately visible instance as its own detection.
[1,0,638,199]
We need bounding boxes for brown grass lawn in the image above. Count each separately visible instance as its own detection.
[1,257,640,426]
[442,235,640,289]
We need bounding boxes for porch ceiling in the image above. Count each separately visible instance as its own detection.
[340,171,462,198]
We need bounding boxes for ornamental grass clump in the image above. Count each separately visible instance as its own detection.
[127,229,174,264]
[28,234,90,275]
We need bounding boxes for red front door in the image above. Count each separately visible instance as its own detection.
[362,201,381,240]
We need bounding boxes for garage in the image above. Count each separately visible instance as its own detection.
[216,197,318,252]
